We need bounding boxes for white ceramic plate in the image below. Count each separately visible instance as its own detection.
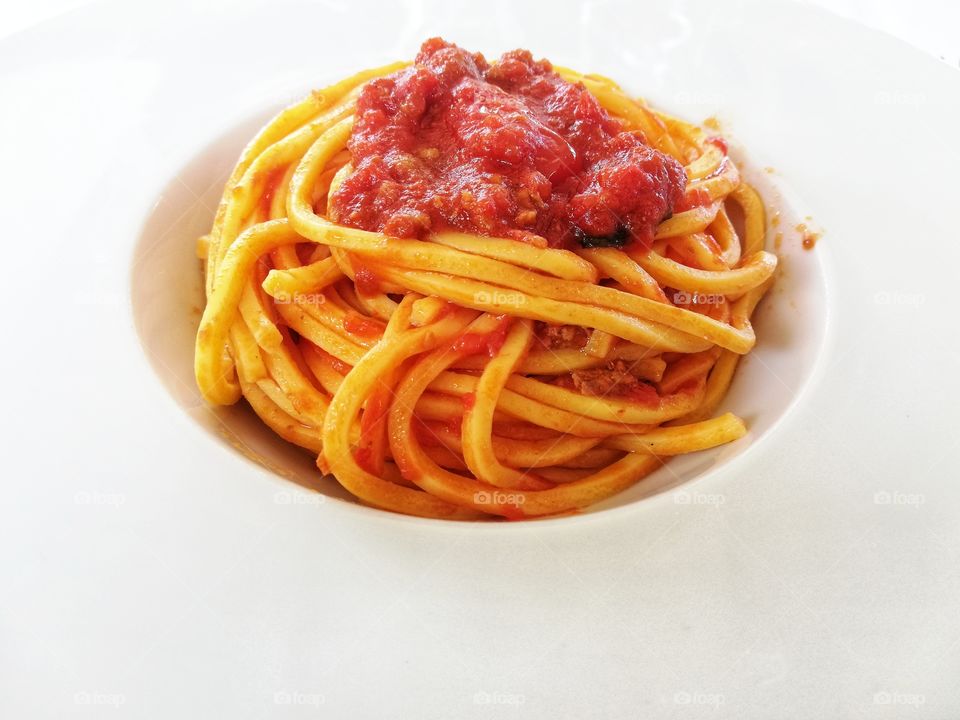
[3,0,959,717]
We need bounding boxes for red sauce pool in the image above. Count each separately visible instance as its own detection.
[353,264,382,295]
[451,316,512,357]
[622,381,660,406]
[331,38,686,249]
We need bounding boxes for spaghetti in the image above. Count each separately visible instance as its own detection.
[195,39,777,520]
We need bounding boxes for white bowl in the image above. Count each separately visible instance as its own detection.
[131,106,831,520]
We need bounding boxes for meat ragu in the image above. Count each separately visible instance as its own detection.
[330,37,686,249]
[570,360,644,397]
[535,322,590,350]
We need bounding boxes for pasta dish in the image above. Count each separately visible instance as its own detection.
[194,39,778,519]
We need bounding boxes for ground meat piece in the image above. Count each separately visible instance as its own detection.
[547,374,576,391]
[570,360,643,397]
[536,322,589,349]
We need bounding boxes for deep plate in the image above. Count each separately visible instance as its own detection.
[131,105,830,519]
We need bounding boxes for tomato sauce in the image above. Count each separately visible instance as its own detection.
[623,382,660,406]
[257,165,286,218]
[327,353,351,375]
[355,387,390,475]
[354,446,375,474]
[412,416,458,447]
[705,136,728,155]
[344,313,386,338]
[353,264,382,295]
[451,315,512,357]
[796,222,821,251]
[674,186,712,212]
[331,38,686,249]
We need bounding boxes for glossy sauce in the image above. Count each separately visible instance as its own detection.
[331,38,686,249]
[451,316,512,356]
